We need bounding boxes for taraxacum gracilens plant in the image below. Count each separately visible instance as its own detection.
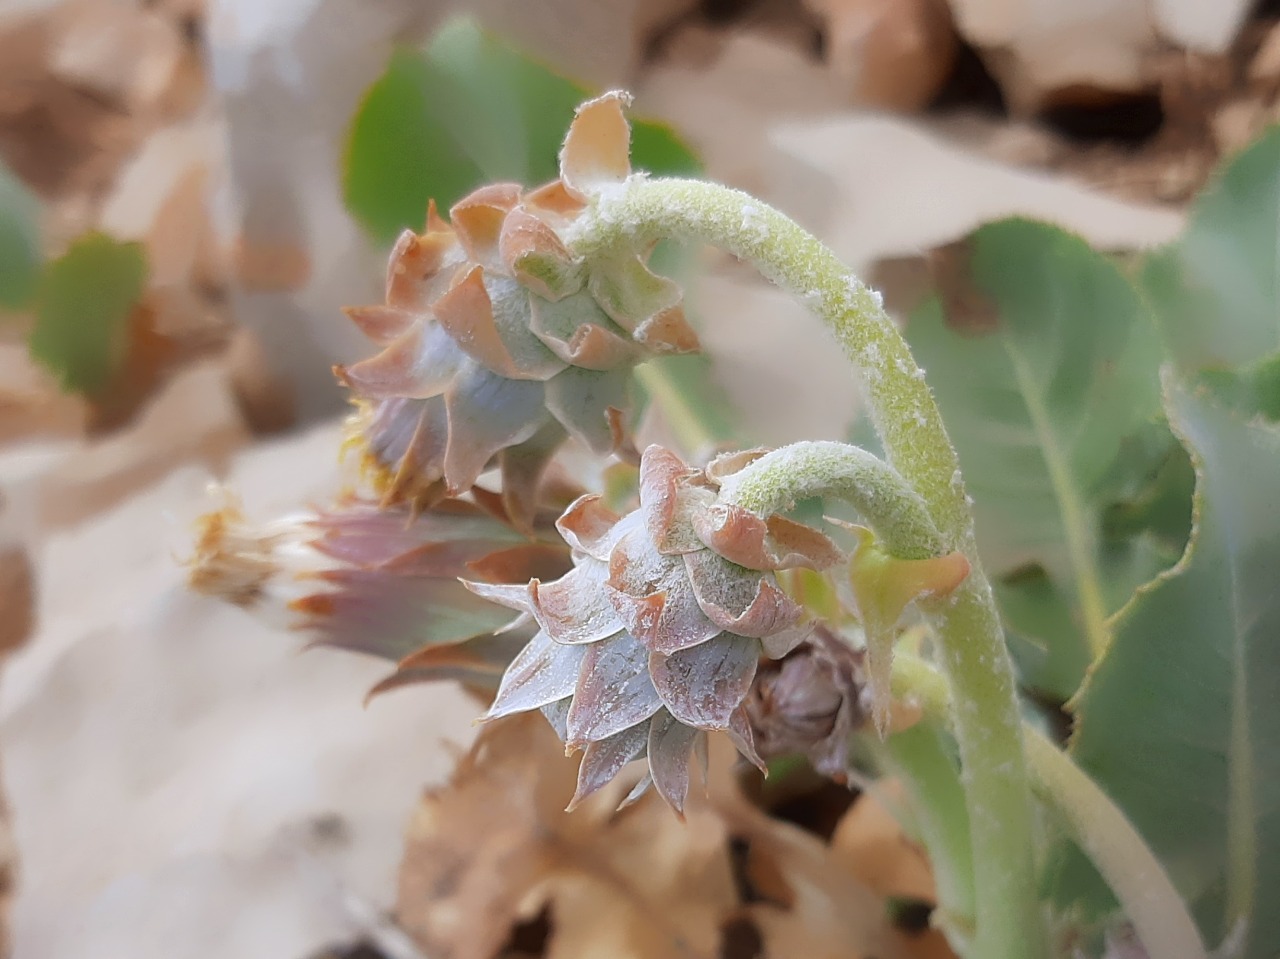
[189,90,1272,959]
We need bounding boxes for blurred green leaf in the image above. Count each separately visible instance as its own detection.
[1096,419,1195,550]
[1142,127,1280,372]
[344,18,699,243]
[907,219,1172,700]
[1070,380,1280,957]
[0,159,41,310]
[344,48,484,244]
[28,233,147,395]
[1197,352,1280,422]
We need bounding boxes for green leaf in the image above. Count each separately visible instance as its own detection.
[344,17,701,243]
[906,219,1169,699]
[1197,352,1280,422]
[344,48,486,244]
[1142,126,1280,371]
[0,159,41,310]
[1070,379,1280,957]
[28,233,147,395]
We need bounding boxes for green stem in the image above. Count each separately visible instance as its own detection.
[1024,730,1207,959]
[717,441,944,559]
[883,722,976,947]
[893,650,1208,959]
[571,176,1044,959]
[635,363,722,455]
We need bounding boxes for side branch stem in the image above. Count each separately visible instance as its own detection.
[893,651,1209,959]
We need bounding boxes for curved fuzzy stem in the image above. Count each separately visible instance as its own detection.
[717,441,946,559]
[570,176,1044,959]
[892,651,1208,959]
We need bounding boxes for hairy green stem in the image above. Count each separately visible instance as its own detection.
[883,723,976,947]
[717,441,944,559]
[570,176,1044,959]
[893,651,1208,959]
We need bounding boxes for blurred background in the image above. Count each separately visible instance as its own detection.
[0,0,1272,956]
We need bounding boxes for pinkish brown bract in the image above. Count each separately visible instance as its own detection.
[463,444,845,814]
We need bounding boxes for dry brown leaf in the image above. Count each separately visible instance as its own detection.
[397,713,738,959]
[0,345,88,445]
[807,0,957,111]
[48,0,188,116]
[830,782,935,903]
[398,712,942,959]
[88,290,230,433]
[42,359,248,530]
[716,789,925,959]
[829,782,957,959]
[0,548,34,657]
[231,235,313,293]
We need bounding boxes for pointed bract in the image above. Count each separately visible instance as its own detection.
[559,91,632,200]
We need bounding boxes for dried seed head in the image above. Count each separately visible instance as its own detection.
[338,92,699,529]
[186,491,570,691]
[463,444,845,814]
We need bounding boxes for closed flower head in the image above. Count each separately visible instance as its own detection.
[463,444,845,814]
[338,92,699,529]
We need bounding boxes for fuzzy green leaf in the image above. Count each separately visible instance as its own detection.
[0,160,41,310]
[1142,127,1280,371]
[28,233,147,395]
[1070,380,1280,957]
[907,219,1172,699]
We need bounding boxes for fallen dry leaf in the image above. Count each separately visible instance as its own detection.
[231,236,313,294]
[397,713,738,959]
[0,345,88,446]
[41,359,248,531]
[831,782,936,903]
[806,0,957,111]
[0,548,34,658]
[829,782,957,959]
[397,710,939,959]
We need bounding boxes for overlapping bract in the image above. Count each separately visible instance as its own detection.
[187,492,570,692]
[463,445,846,813]
[338,92,700,527]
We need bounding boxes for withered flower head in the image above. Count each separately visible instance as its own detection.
[186,490,570,691]
[742,625,871,781]
[464,444,845,814]
[338,92,699,527]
